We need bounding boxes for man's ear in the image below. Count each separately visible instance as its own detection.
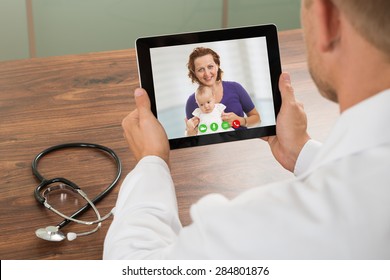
[313,0,341,52]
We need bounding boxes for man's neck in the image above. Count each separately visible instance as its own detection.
[338,57,390,113]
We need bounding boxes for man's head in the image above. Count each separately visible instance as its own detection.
[329,0,390,56]
[301,0,390,108]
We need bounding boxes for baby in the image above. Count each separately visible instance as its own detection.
[187,85,232,135]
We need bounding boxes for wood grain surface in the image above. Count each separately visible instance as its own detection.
[0,29,339,259]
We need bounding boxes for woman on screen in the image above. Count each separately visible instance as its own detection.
[185,47,261,136]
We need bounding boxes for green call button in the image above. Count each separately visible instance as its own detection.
[199,124,207,133]
[210,122,218,132]
[221,121,230,130]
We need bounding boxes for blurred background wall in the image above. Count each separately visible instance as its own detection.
[0,0,301,61]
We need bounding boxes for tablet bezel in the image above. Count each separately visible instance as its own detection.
[136,24,282,149]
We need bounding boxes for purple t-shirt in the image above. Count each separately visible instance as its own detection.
[185,81,255,121]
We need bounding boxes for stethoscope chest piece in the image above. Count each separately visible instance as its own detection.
[36,226,66,242]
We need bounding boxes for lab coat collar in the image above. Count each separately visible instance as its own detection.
[307,89,390,172]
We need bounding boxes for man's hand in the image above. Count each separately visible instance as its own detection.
[263,73,310,172]
[122,88,170,165]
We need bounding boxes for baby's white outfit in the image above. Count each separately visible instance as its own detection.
[192,103,232,134]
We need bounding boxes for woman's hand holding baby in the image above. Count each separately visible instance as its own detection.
[185,117,200,136]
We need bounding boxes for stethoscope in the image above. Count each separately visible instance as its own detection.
[32,143,121,242]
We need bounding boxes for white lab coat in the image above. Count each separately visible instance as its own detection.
[103,89,390,259]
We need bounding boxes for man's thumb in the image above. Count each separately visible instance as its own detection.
[134,88,152,115]
[279,72,295,102]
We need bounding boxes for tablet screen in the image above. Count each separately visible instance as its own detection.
[136,24,281,149]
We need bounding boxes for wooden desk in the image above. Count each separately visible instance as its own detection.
[0,29,339,260]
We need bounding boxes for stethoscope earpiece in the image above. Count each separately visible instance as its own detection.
[32,143,121,242]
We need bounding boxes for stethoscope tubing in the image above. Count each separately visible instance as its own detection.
[32,142,121,230]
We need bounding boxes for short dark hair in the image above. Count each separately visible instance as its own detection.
[305,0,390,56]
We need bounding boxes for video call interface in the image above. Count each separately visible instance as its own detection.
[149,36,276,141]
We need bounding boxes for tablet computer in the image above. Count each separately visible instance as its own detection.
[136,24,282,149]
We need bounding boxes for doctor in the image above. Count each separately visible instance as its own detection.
[104,0,390,259]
